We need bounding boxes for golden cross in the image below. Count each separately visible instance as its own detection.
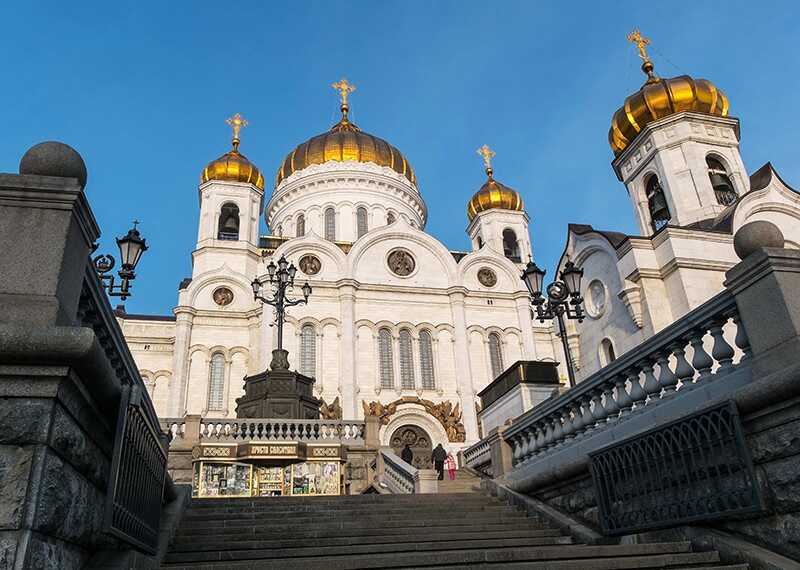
[627,28,651,62]
[331,78,356,107]
[476,144,496,173]
[226,113,248,149]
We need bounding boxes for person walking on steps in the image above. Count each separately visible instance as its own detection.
[401,443,413,465]
[431,443,447,480]
[444,451,457,481]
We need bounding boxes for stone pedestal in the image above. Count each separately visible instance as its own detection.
[414,469,440,494]
[236,367,321,420]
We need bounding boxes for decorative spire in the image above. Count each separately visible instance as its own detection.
[476,144,496,179]
[627,28,659,84]
[225,113,248,152]
[331,78,357,118]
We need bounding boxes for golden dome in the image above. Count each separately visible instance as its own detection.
[275,98,416,188]
[201,114,265,190]
[467,146,524,221]
[609,31,729,156]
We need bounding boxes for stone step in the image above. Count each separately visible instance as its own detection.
[163,536,575,564]
[180,508,526,525]
[181,503,515,519]
[174,519,549,539]
[169,528,564,552]
[187,492,486,507]
[161,542,719,570]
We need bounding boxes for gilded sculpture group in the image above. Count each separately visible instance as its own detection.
[361,397,467,443]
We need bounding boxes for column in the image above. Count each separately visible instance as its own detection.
[448,288,479,442]
[338,281,358,419]
[514,294,537,359]
[169,308,194,417]
[247,314,260,374]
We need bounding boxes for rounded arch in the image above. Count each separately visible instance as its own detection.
[380,406,450,450]
[598,337,617,367]
[457,251,523,291]
[186,267,254,308]
[273,234,348,277]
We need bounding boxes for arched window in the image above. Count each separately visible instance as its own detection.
[477,235,484,249]
[218,203,240,240]
[300,324,316,378]
[378,328,394,388]
[646,174,671,232]
[386,211,396,225]
[599,338,616,367]
[488,333,504,379]
[356,207,368,239]
[419,330,435,389]
[208,353,225,411]
[707,156,737,206]
[399,329,415,389]
[324,207,336,241]
[502,229,520,261]
[274,224,282,237]
[296,214,305,237]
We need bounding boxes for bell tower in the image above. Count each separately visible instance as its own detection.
[609,30,748,235]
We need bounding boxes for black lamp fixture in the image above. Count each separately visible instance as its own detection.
[251,255,312,371]
[93,221,149,300]
[521,258,585,388]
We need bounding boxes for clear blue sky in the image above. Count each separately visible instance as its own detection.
[2,2,798,315]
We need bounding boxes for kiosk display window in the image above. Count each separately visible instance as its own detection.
[254,466,285,496]
[196,462,252,497]
[291,462,340,496]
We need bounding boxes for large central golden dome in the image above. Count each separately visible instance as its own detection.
[275,83,416,188]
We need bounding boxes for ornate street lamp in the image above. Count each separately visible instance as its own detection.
[252,255,312,370]
[93,221,148,300]
[521,259,585,388]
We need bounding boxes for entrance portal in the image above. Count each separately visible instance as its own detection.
[390,425,432,469]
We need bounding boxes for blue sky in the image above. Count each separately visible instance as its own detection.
[2,2,798,315]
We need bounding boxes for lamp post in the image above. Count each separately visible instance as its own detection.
[251,255,312,371]
[521,259,585,388]
[93,221,148,300]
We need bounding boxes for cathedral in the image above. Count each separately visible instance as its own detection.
[118,33,800,453]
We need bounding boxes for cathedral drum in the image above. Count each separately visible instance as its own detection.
[390,425,432,469]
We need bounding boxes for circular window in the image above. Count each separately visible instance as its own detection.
[212,287,234,306]
[298,254,322,276]
[585,280,607,318]
[387,249,416,277]
[477,267,497,287]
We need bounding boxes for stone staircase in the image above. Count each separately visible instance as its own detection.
[436,468,481,493]
[162,492,748,569]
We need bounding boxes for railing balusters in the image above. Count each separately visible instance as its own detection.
[641,360,660,404]
[580,394,595,433]
[658,349,678,395]
[627,368,646,411]
[614,374,633,417]
[673,340,695,390]
[689,328,714,383]
[710,317,735,374]
[592,388,609,425]
[603,383,620,422]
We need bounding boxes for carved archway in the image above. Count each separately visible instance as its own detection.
[390,424,432,469]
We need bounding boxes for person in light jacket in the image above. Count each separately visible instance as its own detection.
[444,451,457,480]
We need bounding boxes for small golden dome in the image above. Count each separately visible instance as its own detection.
[201,114,265,190]
[610,31,729,156]
[275,82,416,188]
[467,146,524,221]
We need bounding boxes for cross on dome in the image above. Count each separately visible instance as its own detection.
[331,78,357,114]
[627,29,659,83]
[226,113,249,151]
[477,144,496,177]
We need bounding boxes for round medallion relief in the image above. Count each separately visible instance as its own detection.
[477,267,497,287]
[298,254,321,275]
[212,287,234,306]
[585,279,607,318]
[387,249,416,276]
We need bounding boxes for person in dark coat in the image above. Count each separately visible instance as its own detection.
[431,443,448,480]
[400,444,413,465]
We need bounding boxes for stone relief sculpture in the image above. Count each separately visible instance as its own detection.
[319,396,342,420]
[361,396,466,442]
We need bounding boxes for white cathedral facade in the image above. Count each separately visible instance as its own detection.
[119,45,800,451]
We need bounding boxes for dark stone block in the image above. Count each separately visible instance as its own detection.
[23,530,89,570]
[747,417,800,465]
[0,446,34,529]
[0,399,53,444]
[49,404,110,488]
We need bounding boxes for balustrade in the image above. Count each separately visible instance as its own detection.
[380,450,416,494]
[166,418,365,444]
[503,291,750,467]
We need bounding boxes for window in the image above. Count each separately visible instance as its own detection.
[488,333,504,379]
[386,211,396,225]
[502,229,520,261]
[356,207,368,239]
[399,329,415,389]
[274,224,282,237]
[477,235,484,249]
[296,214,305,237]
[324,207,336,241]
[600,338,617,367]
[378,328,394,388]
[419,330,435,389]
[646,174,671,232]
[707,156,737,206]
[217,203,240,240]
[208,353,225,411]
[300,324,316,377]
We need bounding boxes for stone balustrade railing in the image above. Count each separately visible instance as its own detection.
[161,418,186,443]
[161,418,366,445]
[379,449,417,494]
[503,290,750,467]
[463,438,491,470]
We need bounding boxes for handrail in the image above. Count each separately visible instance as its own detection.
[379,449,416,494]
[463,438,491,469]
[503,289,752,466]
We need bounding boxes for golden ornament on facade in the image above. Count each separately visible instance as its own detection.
[361,397,467,443]
[609,30,730,156]
[201,113,265,189]
[275,80,417,187]
[320,396,342,420]
[467,145,524,221]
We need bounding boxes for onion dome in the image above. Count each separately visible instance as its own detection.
[275,78,416,187]
[201,113,265,190]
[467,145,524,221]
[609,30,730,156]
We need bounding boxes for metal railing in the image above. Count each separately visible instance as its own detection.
[589,400,762,535]
[379,449,416,494]
[503,290,751,467]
